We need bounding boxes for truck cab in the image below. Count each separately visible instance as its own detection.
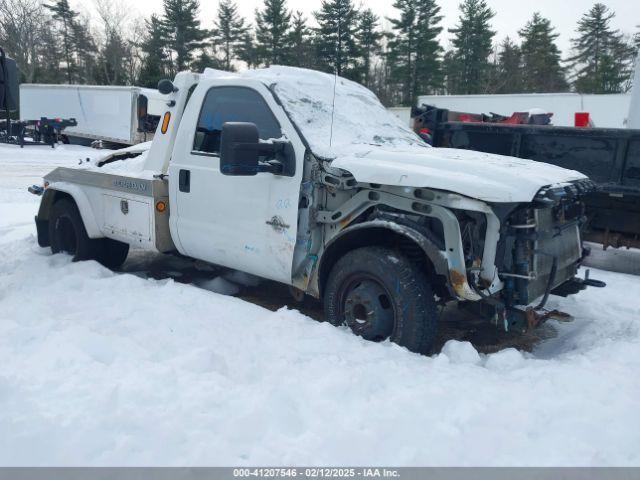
[33,66,604,354]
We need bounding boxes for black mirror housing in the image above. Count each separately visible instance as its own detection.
[220,122,296,177]
[220,122,260,176]
[157,79,177,95]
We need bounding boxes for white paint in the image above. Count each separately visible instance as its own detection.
[19,84,149,144]
[101,194,151,242]
[416,92,632,128]
[332,147,585,203]
[628,57,640,130]
[167,76,306,284]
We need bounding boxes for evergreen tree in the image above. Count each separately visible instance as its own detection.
[255,0,292,66]
[414,1,444,96]
[192,49,222,72]
[97,31,128,85]
[356,9,382,88]
[493,37,523,93]
[313,0,360,79]
[212,0,249,71]
[287,11,313,68]
[45,0,78,83]
[388,0,443,105]
[139,15,169,87]
[446,0,495,94]
[518,13,567,92]
[37,17,65,83]
[238,30,260,69]
[160,0,208,72]
[71,16,98,84]
[568,3,635,93]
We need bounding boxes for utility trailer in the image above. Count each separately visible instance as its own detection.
[30,67,604,355]
[19,84,161,147]
[416,106,640,249]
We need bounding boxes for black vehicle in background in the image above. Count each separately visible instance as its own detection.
[414,105,640,250]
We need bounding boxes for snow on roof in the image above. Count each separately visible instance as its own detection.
[206,66,426,158]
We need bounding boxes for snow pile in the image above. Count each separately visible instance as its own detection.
[1,143,640,466]
[77,141,154,178]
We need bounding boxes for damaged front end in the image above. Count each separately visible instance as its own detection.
[478,179,606,331]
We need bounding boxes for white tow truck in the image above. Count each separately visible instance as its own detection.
[31,66,604,354]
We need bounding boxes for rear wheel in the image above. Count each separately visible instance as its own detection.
[49,199,99,261]
[323,246,438,354]
[98,238,129,269]
[48,199,129,269]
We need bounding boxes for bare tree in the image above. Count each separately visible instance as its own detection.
[0,0,50,82]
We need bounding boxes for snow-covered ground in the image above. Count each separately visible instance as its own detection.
[0,143,639,466]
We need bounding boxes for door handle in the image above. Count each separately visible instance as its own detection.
[179,169,190,193]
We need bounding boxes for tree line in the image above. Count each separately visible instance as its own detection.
[1,0,638,106]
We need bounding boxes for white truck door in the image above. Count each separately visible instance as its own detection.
[168,80,304,284]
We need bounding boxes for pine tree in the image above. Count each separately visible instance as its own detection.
[255,0,292,66]
[45,0,79,83]
[160,0,208,72]
[493,37,523,93]
[414,1,444,96]
[72,16,98,84]
[139,15,169,87]
[313,0,360,79]
[356,9,382,88]
[568,3,635,93]
[238,31,260,69]
[446,0,495,94]
[287,11,313,68]
[37,17,65,83]
[192,49,222,72]
[97,31,128,85]
[212,0,249,71]
[388,0,443,105]
[518,13,567,92]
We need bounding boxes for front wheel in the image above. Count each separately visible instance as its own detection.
[323,246,438,354]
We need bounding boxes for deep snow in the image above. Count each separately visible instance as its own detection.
[0,143,639,466]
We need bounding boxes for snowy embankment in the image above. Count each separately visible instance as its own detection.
[0,144,639,466]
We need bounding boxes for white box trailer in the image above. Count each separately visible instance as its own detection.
[19,84,161,146]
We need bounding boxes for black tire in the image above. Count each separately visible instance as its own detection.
[49,198,100,261]
[323,246,438,354]
[98,238,129,270]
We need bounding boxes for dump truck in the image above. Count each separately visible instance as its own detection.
[414,105,640,250]
[30,66,604,354]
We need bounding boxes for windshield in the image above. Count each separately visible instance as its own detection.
[240,66,428,158]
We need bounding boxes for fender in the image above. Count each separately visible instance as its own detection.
[39,182,102,238]
[315,219,450,297]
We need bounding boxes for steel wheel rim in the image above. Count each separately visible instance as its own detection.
[339,274,396,342]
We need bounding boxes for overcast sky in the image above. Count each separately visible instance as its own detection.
[73,0,639,56]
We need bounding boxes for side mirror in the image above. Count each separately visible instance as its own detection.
[220,122,260,176]
[220,121,297,177]
[157,79,177,95]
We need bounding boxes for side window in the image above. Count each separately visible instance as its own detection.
[193,86,282,155]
